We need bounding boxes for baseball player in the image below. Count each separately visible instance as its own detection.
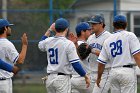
[96,15,140,93]
[0,19,28,93]
[38,18,90,93]
[87,15,112,93]
[70,22,92,93]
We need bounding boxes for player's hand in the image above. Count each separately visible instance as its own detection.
[21,33,28,45]
[45,23,55,36]
[49,23,55,31]
[91,49,100,56]
[12,66,20,75]
[96,78,101,88]
[68,32,78,44]
[84,74,90,88]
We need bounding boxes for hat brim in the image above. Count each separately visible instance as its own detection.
[87,28,91,30]
[88,21,100,24]
[9,24,14,26]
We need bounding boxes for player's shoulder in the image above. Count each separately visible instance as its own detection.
[41,37,55,43]
[103,33,113,43]
[123,31,137,38]
[103,30,111,36]
[67,39,75,45]
[87,34,95,40]
[2,38,14,46]
[45,37,54,41]
[77,40,85,45]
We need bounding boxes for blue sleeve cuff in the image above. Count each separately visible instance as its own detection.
[72,62,86,76]
[132,49,140,55]
[0,59,13,72]
[97,59,107,64]
[41,36,48,41]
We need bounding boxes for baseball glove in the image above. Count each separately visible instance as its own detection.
[77,43,92,60]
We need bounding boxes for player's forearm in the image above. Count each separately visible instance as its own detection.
[0,59,13,72]
[44,29,51,37]
[134,52,140,68]
[72,62,86,76]
[91,49,100,56]
[97,62,105,80]
[17,45,27,64]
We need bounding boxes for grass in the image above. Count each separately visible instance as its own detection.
[13,83,140,93]
[13,84,46,93]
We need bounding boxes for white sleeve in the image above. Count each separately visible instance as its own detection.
[38,40,47,52]
[67,42,80,63]
[97,42,109,64]
[5,43,19,63]
[129,33,140,55]
[86,35,92,45]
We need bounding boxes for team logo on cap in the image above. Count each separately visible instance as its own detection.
[91,16,96,19]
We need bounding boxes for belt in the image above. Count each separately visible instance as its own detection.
[0,77,6,80]
[123,65,134,68]
[48,73,66,75]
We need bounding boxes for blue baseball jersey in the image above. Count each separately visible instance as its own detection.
[38,36,80,74]
[97,30,140,67]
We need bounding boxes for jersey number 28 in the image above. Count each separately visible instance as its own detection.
[48,48,58,64]
[110,40,122,57]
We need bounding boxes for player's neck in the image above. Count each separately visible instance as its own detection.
[55,32,66,37]
[95,29,104,37]
[0,33,7,38]
[115,28,125,31]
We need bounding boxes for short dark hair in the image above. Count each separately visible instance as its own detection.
[113,21,127,29]
[77,30,86,37]
[0,26,8,35]
[55,28,67,33]
[102,23,106,28]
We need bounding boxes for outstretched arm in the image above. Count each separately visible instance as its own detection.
[17,33,28,64]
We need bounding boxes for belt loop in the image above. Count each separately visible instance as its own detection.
[0,77,6,80]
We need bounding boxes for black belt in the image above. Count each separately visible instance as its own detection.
[0,77,6,80]
[48,73,66,75]
[123,65,133,68]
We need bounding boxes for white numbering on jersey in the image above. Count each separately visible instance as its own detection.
[110,40,122,57]
[48,48,58,64]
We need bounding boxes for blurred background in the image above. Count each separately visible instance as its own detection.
[1,0,140,93]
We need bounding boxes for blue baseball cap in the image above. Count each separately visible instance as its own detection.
[75,22,91,34]
[113,15,127,23]
[0,19,14,29]
[88,15,104,24]
[55,18,69,30]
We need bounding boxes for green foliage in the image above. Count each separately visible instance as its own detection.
[53,0,75,9]
[9,0,75,9]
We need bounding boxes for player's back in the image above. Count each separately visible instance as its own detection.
[42,36,75,74]
[104,30,138,67]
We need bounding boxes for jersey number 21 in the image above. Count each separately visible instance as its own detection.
[110,40,122,57]
[48,48,58,64]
